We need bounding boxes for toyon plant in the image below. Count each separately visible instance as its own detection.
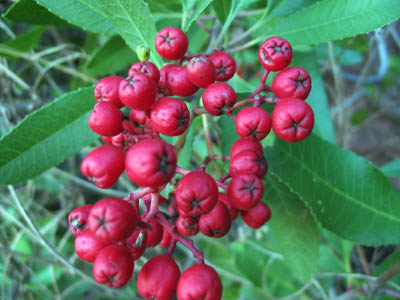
[1,1,400,299]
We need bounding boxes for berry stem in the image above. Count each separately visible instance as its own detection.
[155,212,204,264]
[167,239,177,255]
[176,166,191,176]
[218,173,231,183]
[249,69,270,98]
[144,192,159,223]
[216,181,228,191]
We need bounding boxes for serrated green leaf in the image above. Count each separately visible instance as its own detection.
[86,35,137,76]
[213,0,231,23]
[97,0,163,68]
[267,0,400,46]
[267,174,320,281]
[381,159,400,178]
[1,27,46,58]
[3,0,72,27]
[0,87,97,186]
[264,134,400,246]
[181,0,213,32]
[268,0,320,18]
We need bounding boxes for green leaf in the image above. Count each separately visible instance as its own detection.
[268,0,400,46]
[292,49,336,142]
[264,134,400,246]
[3,0,72,27]
[97,0,163,68]
[35,0,116,34]
[267,174,320,281]
[181,0,213,32]
[381,159,400,178]
[1,27,46,58]
[0,87,97,186]
[218,115,239,156]
[268,0,320,18]
[177,123,194,169]
[85,35,137,76]
[213,0,231,23]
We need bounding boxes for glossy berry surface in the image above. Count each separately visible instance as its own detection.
[89,102,122,137]
[166,65,199,97]
[187,55,216,88]
[155,26,188,60]
[68,204,92,236]
[228,174,264,210]
[119,73,157,111]
[88,197,138,244]
[137,255,181,300]
[93,245,134,288]
[272,67,312,100]
[218,193,238,221]
[235,106,271,140]
[129,109,153,135]
[177,264,222,300]
[229,149,268,178]
[202,82,237,116]
[199,201,231,238]
[230,137,263,158]
[241,202,271,229]
[258,36,292,71]
[74,230,107,263]
[209,51,237,81]
[125,138,177,187]
[94,76,124,108]
[125,229,148,260]
[150,97,190,136]
[128,61,160,84]
[272,97,314,142]
[143,217,164,248]
[80,145,125,189]
[176,215,199,236]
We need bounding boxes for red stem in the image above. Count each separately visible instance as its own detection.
[144,192,159,223]
[176,166,191,176]
[249,70,270,98]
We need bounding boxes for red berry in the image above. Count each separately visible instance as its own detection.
[202,82,237,116]
[74,230,108,263]
[155,27,188,60]
[89,102,122,137]
[228,174,264,210]
[129,109,153,135]
[272,67,312,100]
[218,193,238,220]
[158,64,175,95]
[167,65,199,97]
[128,61,160,84]
[143,217,163,248]
[272,97,314,142]
[119,73,157,111]
[176,171,218,217]
[229,150,268,178]
[125,229,147,260]
[235,107,271,140]
[160,227,172,248]
[258,36,292,71]
[88,198,138,244]
[80,145,125,189]
[93,245,134,288]
[176,215,199,236]
[209,51,237,81]
[151,97,190,136]
[187,55,216,88]
[94,76,124,108]
[68,204,92,236]
[199,201,231,238]
[177,264,222,300]
[125,138,177,187]
[230,137,263,158]
[137,255,181,300]
[241,202,271,229]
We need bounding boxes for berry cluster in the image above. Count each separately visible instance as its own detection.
[68,26,314,299]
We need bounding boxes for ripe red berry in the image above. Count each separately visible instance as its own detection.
[74,230,108,263]
[229,150,268,178]
[187,55,216,88]
[93,245,134,288]
[68,204,92,236]
[176,215,199,236]
[143,217,163,248]
[235,107,271,140]
[151,97,190,136]
[272,97,314,142]
[80,145,125,189]
[155,27,188,60]
[158,64,175,95]
[241,202,271,229]
[218,193,238,221]
[129,109,153,135]
[125,229,148,260]
[88,198,138,244]
[258,37,292,71]
[166,65,199,97]
[176,171,218,217]
[89,102,122,137]
[272,67,312,100]
[125,138,177,187]
[177,264,222,300]
[160,227,172,248]
[230,137,263,158]
[199,201,231,238]
[94,76,124,108]
[202,82,237,116]
[137,255,181,300]
[228,174,264,210]
[209,51,237,81]
[119,73,157,111]
[128,61,160,84]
